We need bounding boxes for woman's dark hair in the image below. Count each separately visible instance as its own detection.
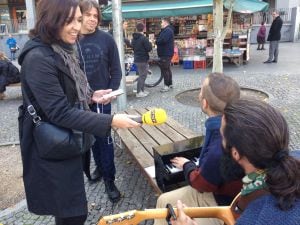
[29,0,79,44]
[223,99,300,210]
[80,0,101,26]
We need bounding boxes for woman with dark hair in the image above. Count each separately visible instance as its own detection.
[18,0,139,224]
[257,21,266,50]
[170,99,300,225]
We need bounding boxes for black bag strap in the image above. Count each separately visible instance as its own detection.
[21,83,42,125]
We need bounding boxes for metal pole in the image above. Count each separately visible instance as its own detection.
[25,0,36,30]
[112,0,127,111]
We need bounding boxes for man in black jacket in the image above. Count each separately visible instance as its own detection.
[131,23,152,97]
[155,18,174,92]
[264,10,283,63]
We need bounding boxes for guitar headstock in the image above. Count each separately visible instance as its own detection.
[98,210,138,225]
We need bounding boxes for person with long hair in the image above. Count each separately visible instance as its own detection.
[18,0,139,224]
[171,99,300,225]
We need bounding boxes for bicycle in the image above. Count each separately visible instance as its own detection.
[124,54,163,88]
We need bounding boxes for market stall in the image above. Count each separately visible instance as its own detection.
[102,0,268,67]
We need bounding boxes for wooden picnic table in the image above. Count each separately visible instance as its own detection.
[113,107,198,194]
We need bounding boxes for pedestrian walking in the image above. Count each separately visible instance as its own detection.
[155,17,174,92]
[257,21,266,50]
[131,23,152,98]
[6,34,18,61]
[264,10,283,63]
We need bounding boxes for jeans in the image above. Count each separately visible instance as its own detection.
[159,57,172,86]
[10,50,16,60]
[135,62,148,93]
[90,103,115,181]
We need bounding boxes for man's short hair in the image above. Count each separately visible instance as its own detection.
[80,0,101,25]
[162,17,171,24]
[202,73,240,113]
[136,23,144,32]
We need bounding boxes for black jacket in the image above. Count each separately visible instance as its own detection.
[155,25,174,58]
[131,32,152,63]
[267,16,283,41]
[0,59,20,92]
[18,38,113,217]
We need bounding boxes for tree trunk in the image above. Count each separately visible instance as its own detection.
[212,0,224,73]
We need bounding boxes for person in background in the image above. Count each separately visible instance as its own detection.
[256,21,266,50]
[155,17,174,92]
[264,10,283,63]
[154,73,242,225]
[18,0,139,224]
[6,34,17,61]
[0,52,20,100]
[79,0,123,203]
[170,99,300,225]
[109,20,131,48]
[131,23,152,98]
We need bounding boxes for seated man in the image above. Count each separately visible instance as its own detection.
[171,99,300,225]
[155,73,243,225]
[0,52,20,100]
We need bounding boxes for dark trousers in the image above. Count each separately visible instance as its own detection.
[55,214,87,225]
[90,103,115,181]
[135,62,148,93]
[159,57,172,86]
[10,50,16,60]
[268,40,279,61]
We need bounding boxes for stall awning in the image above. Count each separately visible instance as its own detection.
[102,0,213,20]
[102,0,269,20]
[224,0,269,14]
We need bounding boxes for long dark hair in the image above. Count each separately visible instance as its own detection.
[30,0,79,44]
[223,99,300,210]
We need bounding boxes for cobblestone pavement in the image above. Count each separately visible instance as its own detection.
[1,42,300,224]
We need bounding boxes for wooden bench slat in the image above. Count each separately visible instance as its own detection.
[116,128,154,168]
[128,127,158,156]
[166,117,198,139]
[125,108,174,146]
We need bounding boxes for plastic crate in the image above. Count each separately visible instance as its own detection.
[130,63,137,71]
[183,60,194,69]
[194,60,206,69]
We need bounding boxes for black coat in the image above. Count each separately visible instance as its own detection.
[131,32,152,63]
[155,25,174,58]
[267,16,283,41]
[18,38,113,217]
[0,59,20,92]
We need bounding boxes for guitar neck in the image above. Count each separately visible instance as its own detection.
[99,206,235,225]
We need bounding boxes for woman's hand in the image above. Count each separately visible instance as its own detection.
[171,200,198,225]
[112,114,141,128]
[92,89,116,105]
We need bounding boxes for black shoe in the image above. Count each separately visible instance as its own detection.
[104,180,121,203]
[89,167,102,182]
[261,48,266,50]
[263,60,272,63]
[272,60,277,63]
